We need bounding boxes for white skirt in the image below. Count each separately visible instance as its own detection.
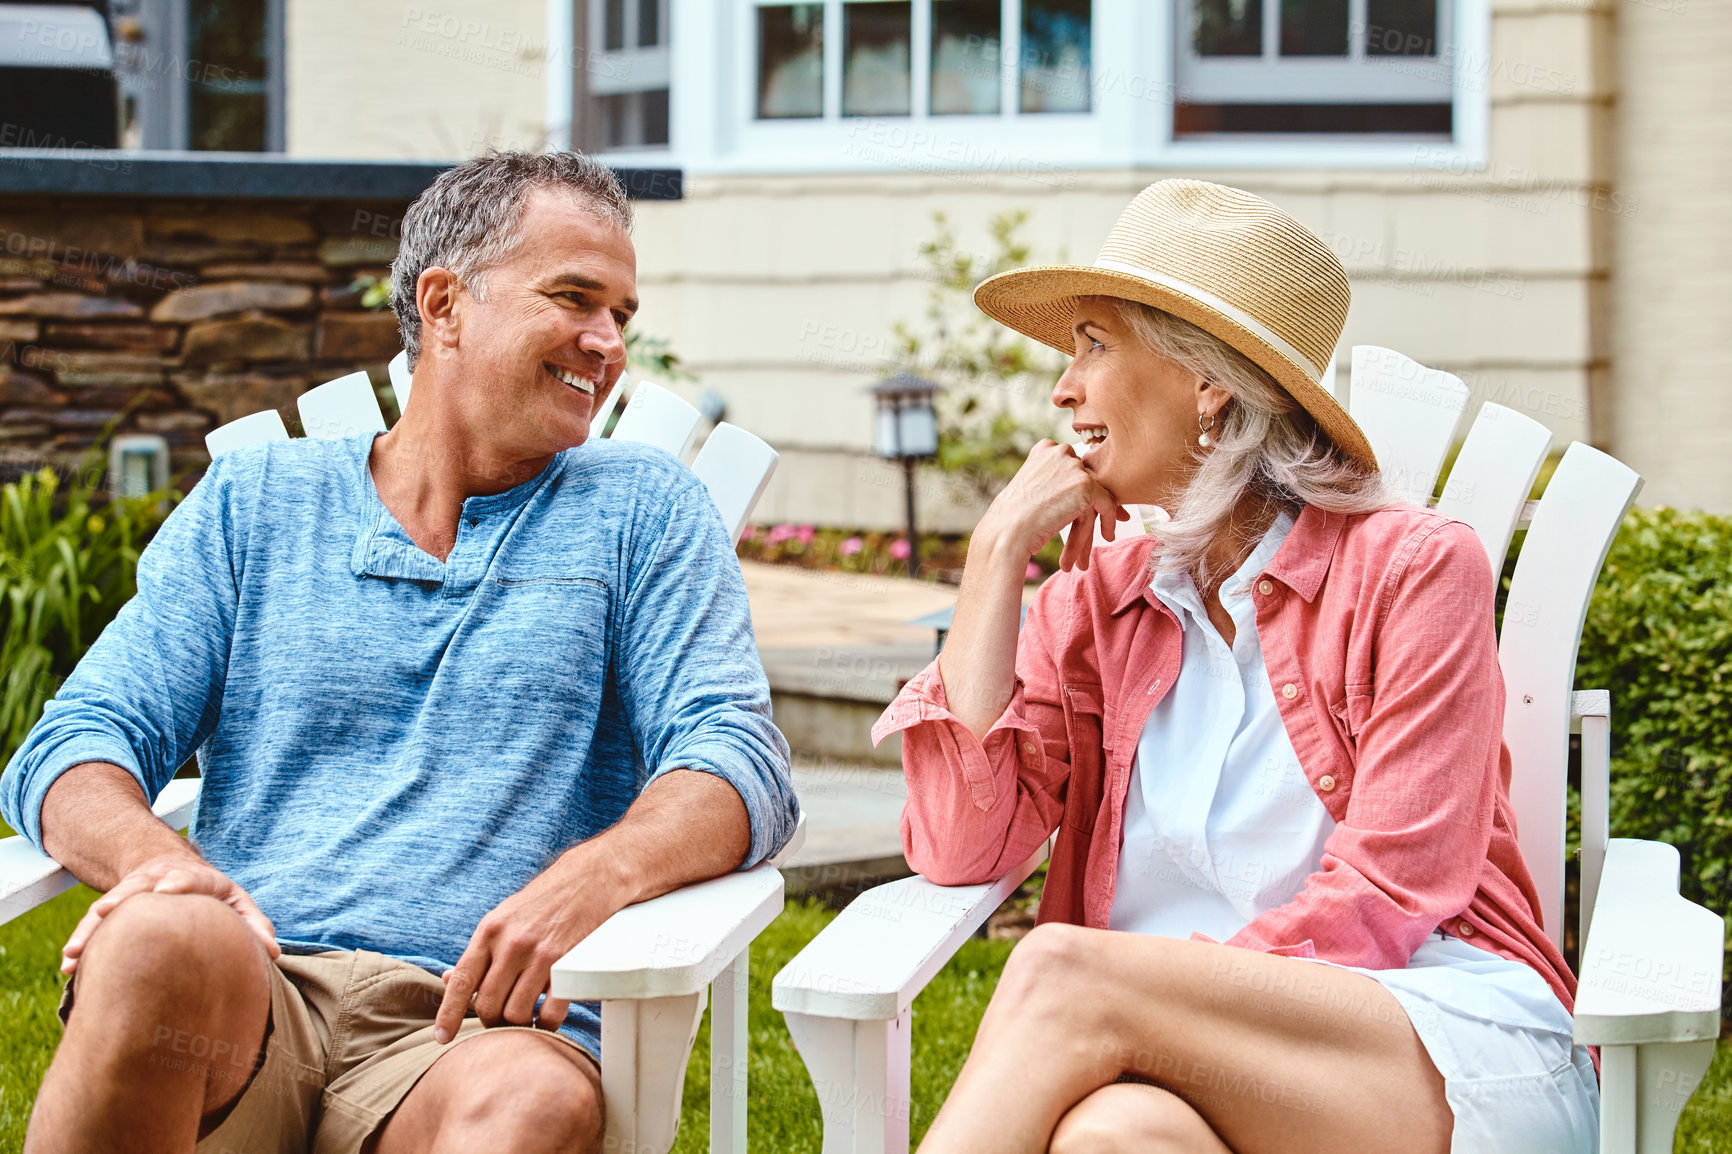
[1306,930,1600,1154]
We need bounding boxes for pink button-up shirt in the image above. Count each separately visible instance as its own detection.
[873,502,1577,1016]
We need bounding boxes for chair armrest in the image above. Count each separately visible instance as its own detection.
[0,777,202,927]
[550,863,785,1002]
[1574,837,1724,1046]
[771,843,1048,1022]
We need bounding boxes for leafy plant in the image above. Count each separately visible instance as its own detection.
[0,459,180,769]
[895,212,1066,506]
[1573,505,1732,1017]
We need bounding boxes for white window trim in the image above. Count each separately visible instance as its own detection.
[612,0,1487,175]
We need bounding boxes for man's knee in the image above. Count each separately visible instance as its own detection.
[439,1037,603,1151]
[75,892,262,1014]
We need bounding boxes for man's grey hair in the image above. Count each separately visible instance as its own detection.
[391,151,634,368]
[1105,299,1392,591]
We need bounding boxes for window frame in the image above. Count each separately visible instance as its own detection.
[625,0,1489,174]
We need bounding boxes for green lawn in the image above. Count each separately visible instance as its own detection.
[3,890,1730,1151]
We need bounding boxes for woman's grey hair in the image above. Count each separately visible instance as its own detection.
[1105,299,1391,591]
[391,151,634,368]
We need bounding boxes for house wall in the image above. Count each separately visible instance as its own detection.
[1610,0,1732,513]
[273,0,1622,529]
[285,0,554,159]
[630,0,1613,528]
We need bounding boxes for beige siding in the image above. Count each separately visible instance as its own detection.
[1610,0,1732,512]
[287,0,551,158]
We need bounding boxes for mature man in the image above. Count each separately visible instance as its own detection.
[0,151,798,1153]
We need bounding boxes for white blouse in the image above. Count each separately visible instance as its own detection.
[1108,507,1336,940]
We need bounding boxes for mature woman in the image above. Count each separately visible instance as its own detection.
[875,180,1598,1153]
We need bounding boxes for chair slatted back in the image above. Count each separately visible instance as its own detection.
[609,380,702,459]
[388,350,413,416]
[691,423,780,546]
[297,371,388,441]
[1497,442,1642,947]
[1348,345,1469,504]
[1434,402,1553,573]
[204,409,290,459]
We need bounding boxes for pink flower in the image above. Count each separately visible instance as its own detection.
[839,536,864,556]
[766,523,796,545]
[741,525,758,541]
[889,539,912,560]
[1025,561,1043,582]
[796,524,816,545]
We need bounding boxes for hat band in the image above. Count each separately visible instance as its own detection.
[1092,258,1325,380]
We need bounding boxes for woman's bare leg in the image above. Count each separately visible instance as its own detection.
[1050,1083,1233,1154]
[918,923,1452,1154]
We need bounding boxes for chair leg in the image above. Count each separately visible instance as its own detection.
[711,950,749,1154]
[783,1010,912,1154]
[601,990,707,1154]
[1602,1044,1638,1154]
[1636,1038,1717,1154]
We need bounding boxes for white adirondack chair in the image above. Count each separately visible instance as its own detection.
[771,350,1724,1154]
[1,364,791,1154]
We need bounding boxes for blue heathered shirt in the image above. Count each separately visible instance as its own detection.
[0,432,798,1057]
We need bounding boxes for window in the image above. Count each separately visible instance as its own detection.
[106,0,286,151]
[930,0,999,115]
[749,0,1091,121]
[1019,0,1090,113]
[1174,0,1452,136]
[843,2,912,117]
[587,0,670,149]
[758,3,824,118]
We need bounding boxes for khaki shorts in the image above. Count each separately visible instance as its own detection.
[58,947,599,1154]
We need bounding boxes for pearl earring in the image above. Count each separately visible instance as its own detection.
[1197,412,1216,448]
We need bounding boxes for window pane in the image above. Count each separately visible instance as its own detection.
[605,0,626,51]
[642,88,670,144]
[1193,0,1261,57]
[843,2,912,116]
[187,0,267,151]
[758,4,825,119]
[639,0,661,47]
[1280,0,1348,55]
[1021,0,1090,112]
[1366,0,1437,55]
[931,0,1000,115]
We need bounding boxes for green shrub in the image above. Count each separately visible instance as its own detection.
[1574,505,1732,1012]
[0,460,181,774]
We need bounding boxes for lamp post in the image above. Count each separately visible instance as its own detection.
[871,372,941,579]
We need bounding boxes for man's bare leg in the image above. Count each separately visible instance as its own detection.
[26,892,273,1154]
[369,1030,603,1154]
[918,924,1453,1154]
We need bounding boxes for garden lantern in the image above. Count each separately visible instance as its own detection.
[107,434,169,497]
[870,372,941,578]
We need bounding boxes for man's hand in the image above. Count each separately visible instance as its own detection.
[434,855,628,1041]
[432,769,753,1044]
[61,853,280,975]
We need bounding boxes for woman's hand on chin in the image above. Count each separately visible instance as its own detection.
[978,440,1129,573]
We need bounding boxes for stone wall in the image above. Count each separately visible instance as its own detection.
[0,195,410,482]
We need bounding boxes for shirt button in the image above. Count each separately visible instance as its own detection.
[1458,922,1475,938]
[1318,774,1336,792]
[1023,740,1038,756]
[1257,579,1274,596]
[1281,683,1298,700]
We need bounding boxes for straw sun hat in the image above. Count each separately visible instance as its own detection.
[973,179,1378,473]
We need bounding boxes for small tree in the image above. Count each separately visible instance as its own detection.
[894,211,1066,506]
